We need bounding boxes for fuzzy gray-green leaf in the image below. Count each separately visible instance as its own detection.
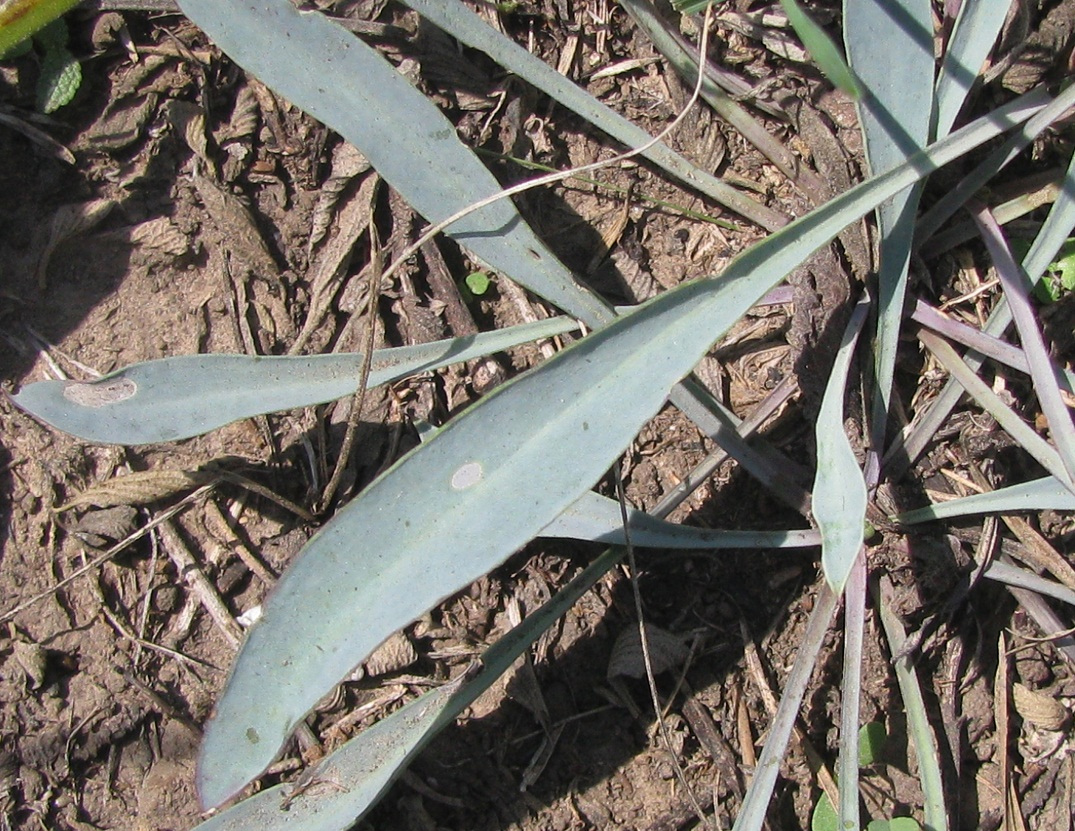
[13,317,577,444]
[196,97,1042,807]
[897,476,1075,524]
[176,0,611,327]
[813,297,869,592]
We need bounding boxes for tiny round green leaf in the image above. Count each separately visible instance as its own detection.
[465,271,491,296]
[811,793,839,831]
[858,720,887,766]
[867,818,921,831]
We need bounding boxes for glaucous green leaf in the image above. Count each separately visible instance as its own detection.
[844,0,933,451]
[896,476,1075,524]
[13,317,578,444]
[933,0,1014,139]
[197,92,1057,807]
[176,0,612,328]
[813,297,869,592]
[542,490,821,549]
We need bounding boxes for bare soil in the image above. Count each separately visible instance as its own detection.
[2,2,1074,830]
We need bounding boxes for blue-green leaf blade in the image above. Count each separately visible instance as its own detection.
[12,317,578,444]
[813,297,869,592]
[175,0,611,327]
[934,0,1014,140]
[196,96,1050,807]
[542,491,821,549]
[193,678,466,831]
[844,0,933,443]
[896,476,1075,524]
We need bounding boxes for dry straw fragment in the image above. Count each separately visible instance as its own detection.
[56,469,214,512]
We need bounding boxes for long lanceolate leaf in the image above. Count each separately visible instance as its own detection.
[813,295,869,592]
[896,476,1075,524]
[196,98,1056,808]
[196,274,772,807]
[844,0,932,466]
[399,0,788,232]
[933,0,1014,140]
[11,317,578,444]
[176,0,612,328]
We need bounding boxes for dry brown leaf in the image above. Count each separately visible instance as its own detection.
[363,631,418,677]
[35,199,116,288]
[217,84,260,144]
[57,469,213,512]
[309,142,372,251]
[193,174,280,281]
[607,623,690,680]
[1013,683,1070,731]
[129,217,189,256]
[166,99,213,172]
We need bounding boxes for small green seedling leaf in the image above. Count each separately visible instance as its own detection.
[811,792,838,831]
[868,819,922,831]
[780,0,862,98]
[858,721,887,766]
[0,0,80,57]
[1034,237,1075,302]
[464,271,491,296]
[36,40,80,112]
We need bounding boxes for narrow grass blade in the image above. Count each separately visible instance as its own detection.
[984,560,1075,608]
[916,85,1054,244]
[814,295,869,591]
[399,0,787,232]
[888,144,1075,477]
[933,0,1014,139]
[896,476,1075,523]
[839,555,867,831]
[542,490,820,549]
[844,0,933,460]
[11,316,578,444]
[970,205,1075,483]
[875,576,947,831]
[782,0,861,98]
[733,583,841,831]
[176,0,611,326]
[193,543,625,831]
[621,0,827,200]
[918,329,1075,493]
[196,96,1050,807]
